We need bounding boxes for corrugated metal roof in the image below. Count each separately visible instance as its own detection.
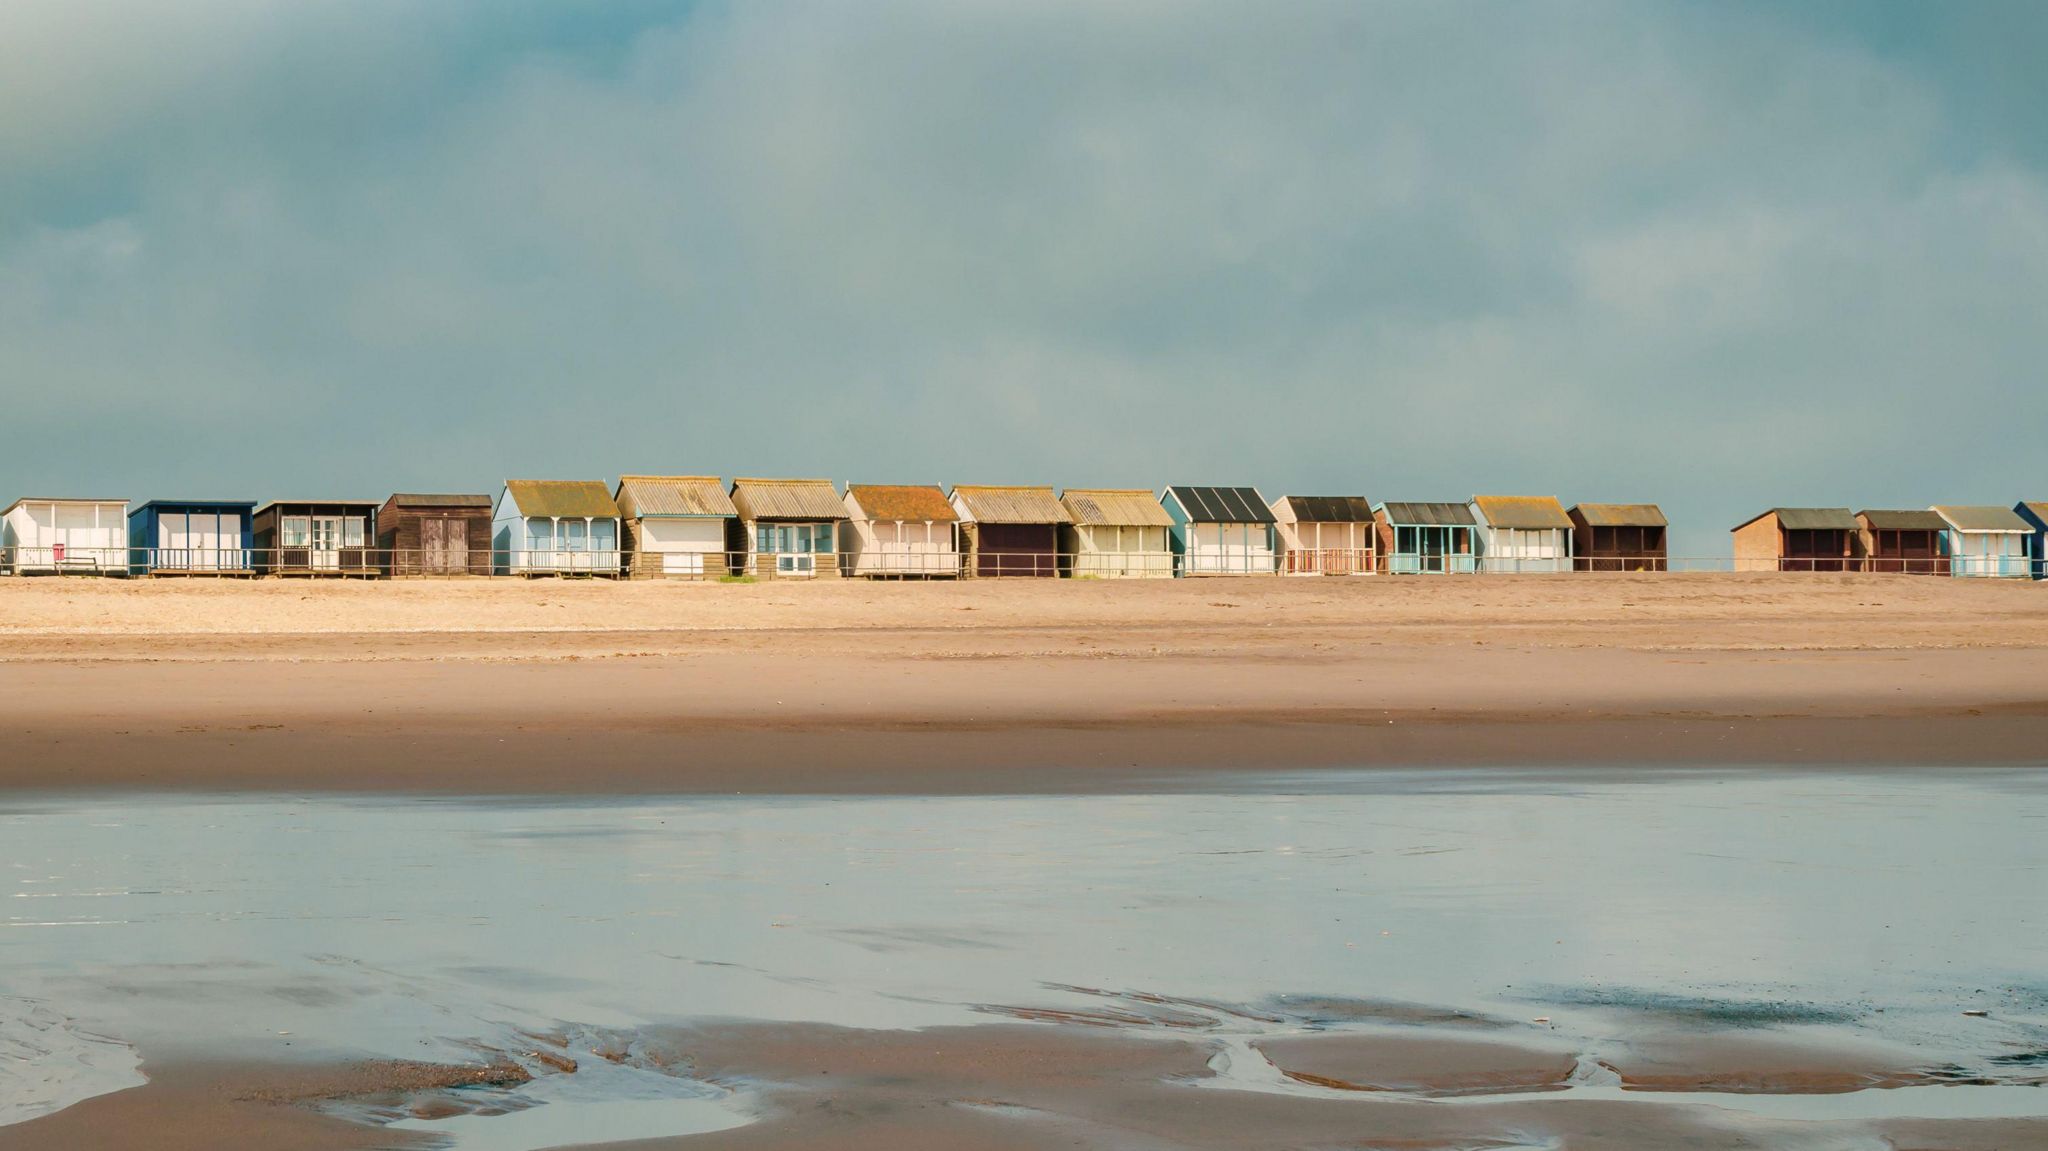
[1166,486,1275,524]
[1857,509,1946,531]
[614,476,737,519]
[1934,505,2032,533]
[387,493,493,509]
[500,481,619,520]
[847,484,957,523]
[730,478,847,521]
[950,485,1071,524]
[1471,495,1572,530]
[1737,508,1857,532]
[1278,496,1374,523]
[1569,503,1667,528]
[1376,501,1478,527]
[130,499,258,511]
[1061,489,1174,527]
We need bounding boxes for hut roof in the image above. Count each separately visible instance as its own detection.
[4,497,126,514]
[614,476,737,519]
[951,485,1070,524]
[2019,502,2048,526]
[1277,496,1375,523]
[1733,508,1857,532]
[1933,505,2032,533]
[1062,489,1174,527]
[1569,503,1667,528]
[254,499,382,515]
[131,499,258,511]
[1471,495,1572,530]
[500,481,618,520]
[730,478,847,521]
[386,493,493,509]
[1166,486,1275,524]
[1377,501,1478,527]
[847,484,957,522]
[1857,509,1946,531]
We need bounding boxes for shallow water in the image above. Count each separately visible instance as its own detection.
[4,769,2048,1145]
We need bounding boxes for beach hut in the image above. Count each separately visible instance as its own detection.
[728,478,847,578]
[1162,487,1277,576]
[1730,508,1858,572]
[1372,502,1478,575]
[2,498,128,575]
[1568,504,1668,572]
[1271,496,1376,576]
[377,493,493,576]
[1469,496,1573,574]
[950,485,1069,578]
[842,484,960,578]
[491,481,622,576]
[1932,505,2033,579]
[2017,502,2048,580]
[1058,489,1174,579]
[251,501,381,576]
[615,476,736,579]
[1855,510,1948,575]
[128,501,256,576]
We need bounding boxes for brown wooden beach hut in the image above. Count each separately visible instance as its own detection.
[1569,503,1668,572]
[252,501,380,576]
[1731,508,1858,572]
[950,485,1070,577]
[377,494,493,575]
[1855,509,1947,575]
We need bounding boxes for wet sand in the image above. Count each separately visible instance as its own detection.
[20,1022,2031,1151]
[3,575,2047,793]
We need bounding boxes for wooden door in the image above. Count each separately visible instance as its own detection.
[420,517,451,574]
[441,518,468,574]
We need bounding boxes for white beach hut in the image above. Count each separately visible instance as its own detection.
[2,498,129,575]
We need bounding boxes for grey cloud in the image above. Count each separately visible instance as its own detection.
[1,1,2042,557]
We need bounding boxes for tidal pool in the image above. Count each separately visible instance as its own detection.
[4,769,2046,1146]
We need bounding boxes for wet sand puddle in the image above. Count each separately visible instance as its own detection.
[3,769,2047,1148]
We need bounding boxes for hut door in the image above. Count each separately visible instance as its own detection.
[421,518,464,574]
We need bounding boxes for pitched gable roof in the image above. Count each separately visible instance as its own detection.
[847,484,957,522]
[1471,495,1572,530]
[1061,489,1174,527]
[1166,486,1275,524]
[502,480,619,519]
[729,478,847,521]
[1277,496,1374,523]
[1570,503,1667,528]
[950,485,1070,524]
[614,476,737,519]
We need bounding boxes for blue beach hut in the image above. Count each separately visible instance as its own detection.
[2017,502,2048,580]
[1932,505,2033,579]
[128,500,257,575]
[1373,501,1479,574]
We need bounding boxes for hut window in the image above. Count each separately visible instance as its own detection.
[282,517,311,547]
[343,518,365,548]
[1397,526,1417,554]
[812,524,834,553]
[592,520,617,553]
[527,519,554,552]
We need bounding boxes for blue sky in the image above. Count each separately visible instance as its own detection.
[3,1,2044,557]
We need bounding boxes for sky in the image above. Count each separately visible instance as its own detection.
[3,1,2044,558]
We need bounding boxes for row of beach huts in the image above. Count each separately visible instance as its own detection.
[1,483,2043,579]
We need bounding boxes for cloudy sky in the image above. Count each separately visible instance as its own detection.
[4,1,2043,556]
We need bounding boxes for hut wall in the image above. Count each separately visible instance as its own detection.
[969,522,1058,577]
[2,502,128,575]
[1279,521,1373,575]
[624,518,725,578]
[1061,524,1171,578]
[845,519,958,577]
[1731,517,1782,572]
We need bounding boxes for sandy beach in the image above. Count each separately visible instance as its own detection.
[3,573,2047,793]
[5,574,2047,1150]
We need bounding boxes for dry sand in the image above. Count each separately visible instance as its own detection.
[1,573,2044,792]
